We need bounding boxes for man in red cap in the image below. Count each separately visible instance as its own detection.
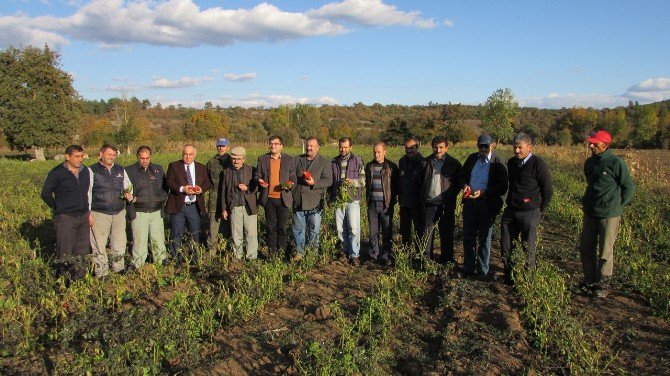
[577,130,635,298]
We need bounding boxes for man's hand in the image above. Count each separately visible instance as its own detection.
[88,213,95,227]
[470,190,482,199]
[258,178,269,188]
[221,210,228,220]
[305,177,315,186]
[238,183,248,192]
[123,191,134,201]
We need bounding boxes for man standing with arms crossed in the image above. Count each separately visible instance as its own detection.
[398,137,424,246]
[89,144,132,278]
[206,137,231,248]
[255,136,296,258]
[578,130,634,298]
[291,137,333,261]
[459,134,508,279]
[41,145,93,281]
[330,137,365,266]
[126,145,169,270]
[500,133,553,285]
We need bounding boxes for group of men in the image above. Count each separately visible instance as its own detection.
[41,130,634,298]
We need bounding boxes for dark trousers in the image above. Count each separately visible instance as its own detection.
[264,198,290,254]
[462,199,496,275]
[368,201,393,261]
[399,205,424,246]
[422,203,455,263]
[54,212,90,280]
[500,207,541,279]
[170,203,201,262]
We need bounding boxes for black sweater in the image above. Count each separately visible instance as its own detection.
[505,155,553,212]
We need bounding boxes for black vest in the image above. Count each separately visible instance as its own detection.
[90,163,126,215]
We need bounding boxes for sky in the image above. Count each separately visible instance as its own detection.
[1,0,669,109]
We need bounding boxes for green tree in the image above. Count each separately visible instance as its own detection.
[184,109,231,141]
[0,45,80,160]
[632,105,659,148]
[480,88,519,143]
[440,103,466,144]
[380,117,412,146]
[292,103,325,140]
[601,108,629,147]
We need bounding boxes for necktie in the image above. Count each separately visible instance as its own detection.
[186,165,195,201]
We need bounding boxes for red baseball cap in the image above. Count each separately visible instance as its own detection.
[587,130,612,144]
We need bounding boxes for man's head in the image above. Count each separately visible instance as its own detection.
[182,144,197,164]
[305,137,320,159]
[512,133,533,160]
[373,142,386,163]
[339,137,353,158]
[404,138,419,158]
[136,145,152,169]
[477,134,494,158]
[230,146,246,170]
[99,144,118,167]
[431,136,449,159]
[64,145,84,169]
[587,130,611,156]
[216,138,230,156]
[268,136,283,156]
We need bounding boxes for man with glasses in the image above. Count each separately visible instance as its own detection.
[398,138,424,246]
[459,134,508,279]
[255,136,296,258]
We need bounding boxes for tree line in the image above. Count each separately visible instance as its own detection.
[2,46,669,160]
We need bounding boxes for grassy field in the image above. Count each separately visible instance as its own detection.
[1,144,669,375]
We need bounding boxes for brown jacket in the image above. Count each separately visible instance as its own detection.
[365,159,399,210]
[165,160,211,215]
[221,164,258,215]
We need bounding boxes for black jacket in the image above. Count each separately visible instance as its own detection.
[126,162,168,213]
[460,152,508,215]
[419,153,462,209]
[41,163,91,216]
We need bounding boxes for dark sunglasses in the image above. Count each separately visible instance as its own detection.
[478,144,490,149]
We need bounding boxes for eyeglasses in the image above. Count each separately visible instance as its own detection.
[478,144,490,149]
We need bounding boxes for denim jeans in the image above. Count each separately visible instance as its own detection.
[292,209,323,255]
[335,200,361,258]
[462,199,495,275]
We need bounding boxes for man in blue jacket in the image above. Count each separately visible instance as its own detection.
[578,130,635,298]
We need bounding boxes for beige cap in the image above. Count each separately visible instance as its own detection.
[231,146,246,157]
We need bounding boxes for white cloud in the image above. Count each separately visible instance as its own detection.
[519,77,670,109]
[0,0,440,48]
[299,75,310,80]
[627,77,670,93]
[211,93,339,108]
[519,93,628,109]
[223,72,257,82]
[309,0,436,29]
[442,19,454,27]
[149,76,213,88]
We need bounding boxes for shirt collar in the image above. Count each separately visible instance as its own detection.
[522,152,533,165]
[480,151,492,162]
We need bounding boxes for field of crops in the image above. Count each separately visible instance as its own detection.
[1,144,669,375]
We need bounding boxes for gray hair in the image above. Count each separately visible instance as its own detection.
[513,133,533,145]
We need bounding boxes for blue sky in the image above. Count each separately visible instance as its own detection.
[2,0,669,109]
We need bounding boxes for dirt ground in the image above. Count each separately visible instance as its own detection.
[189,216,670,375]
